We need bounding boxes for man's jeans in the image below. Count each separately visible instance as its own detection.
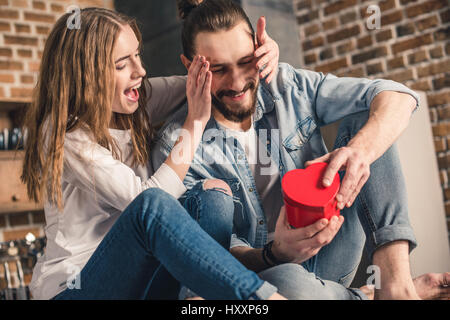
[192,111,417,300]
[51,188,276,300]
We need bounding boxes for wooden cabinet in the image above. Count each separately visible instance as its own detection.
[0,99,43,215]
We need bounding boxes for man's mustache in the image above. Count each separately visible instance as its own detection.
[216,81,256,99]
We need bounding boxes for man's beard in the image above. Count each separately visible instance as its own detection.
[212,80,258,123]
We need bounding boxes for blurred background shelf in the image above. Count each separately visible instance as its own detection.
[0,203,43,215]
[0,150,24,160]
[0,99,31,112]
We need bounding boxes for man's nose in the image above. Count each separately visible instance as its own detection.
[225,68,247,92]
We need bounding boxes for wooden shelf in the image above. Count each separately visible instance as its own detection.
[0,99,36,216]
[0,202,43,215]
[0,150,24,160]
[0,98,31,111]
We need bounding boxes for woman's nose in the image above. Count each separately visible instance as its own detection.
[132,58,146,79]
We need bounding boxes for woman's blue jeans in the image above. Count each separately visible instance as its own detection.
[51,188,276,300]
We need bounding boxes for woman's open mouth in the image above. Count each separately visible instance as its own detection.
[124,82,141,103]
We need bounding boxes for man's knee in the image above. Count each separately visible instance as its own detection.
[202,179,233,196]
[258,263,333,300]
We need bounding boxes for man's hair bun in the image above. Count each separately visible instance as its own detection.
[177,0,204,20]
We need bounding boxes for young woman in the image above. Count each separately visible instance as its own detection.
[20,6,283,300]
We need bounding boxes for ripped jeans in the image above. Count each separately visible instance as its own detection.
[51,188,276,300]
[180,111,417,300]
[176,181,237,299]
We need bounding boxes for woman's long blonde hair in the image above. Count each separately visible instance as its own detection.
[21,7,153,210]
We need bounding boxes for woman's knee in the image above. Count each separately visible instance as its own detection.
[132,188,181,223]
[137,188,176,207]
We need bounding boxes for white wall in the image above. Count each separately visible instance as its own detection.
[396,91,450,276]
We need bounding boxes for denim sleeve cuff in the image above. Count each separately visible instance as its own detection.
[248,281,278,300]
[367,223,418,261]
[230,233,252,249]
[348,287,370,300]
[369,81,420,114]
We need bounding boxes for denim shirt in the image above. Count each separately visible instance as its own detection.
[151,63,419,250]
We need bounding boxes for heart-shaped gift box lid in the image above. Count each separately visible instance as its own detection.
[282,162,340,208]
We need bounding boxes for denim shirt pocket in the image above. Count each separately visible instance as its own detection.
[282,116,318,167]
[283,116,317,151]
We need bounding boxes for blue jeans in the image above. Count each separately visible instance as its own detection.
[177,181,240,299]
[181,111,416,300]
[258,111,418,299]
[51,188,276,300]
[180,181,235,249]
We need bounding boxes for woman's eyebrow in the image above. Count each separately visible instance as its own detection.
[114,46,140,64]
[115,55,130,64]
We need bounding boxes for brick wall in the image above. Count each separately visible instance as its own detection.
[0,0,114,101]
[294,0,450,236]
[0,0,448,248]
[0,0,114,242]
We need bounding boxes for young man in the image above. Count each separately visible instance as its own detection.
[152,0,449,300]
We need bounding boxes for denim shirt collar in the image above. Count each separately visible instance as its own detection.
[202,83,275,144]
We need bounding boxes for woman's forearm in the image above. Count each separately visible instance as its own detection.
[163,55,212,182]
[163,117,206,182]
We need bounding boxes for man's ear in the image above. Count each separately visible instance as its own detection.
[180,54,191,71]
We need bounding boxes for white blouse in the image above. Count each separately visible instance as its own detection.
[29,76,188,300]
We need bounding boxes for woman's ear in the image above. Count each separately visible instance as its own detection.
[180,54,192,71]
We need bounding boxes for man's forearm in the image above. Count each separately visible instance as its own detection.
[230,246,272,273]
[347,91,417,164]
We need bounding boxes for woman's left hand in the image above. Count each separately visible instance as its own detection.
[254,16,280,84]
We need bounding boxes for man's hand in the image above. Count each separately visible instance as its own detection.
[254,16,279,83]
[304,91,417,210]
[305,146,371,210]
[271,207,344,264]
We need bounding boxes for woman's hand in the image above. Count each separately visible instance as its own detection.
[186,55,212,125]
[164,55,211,180]
[254,16,280,84]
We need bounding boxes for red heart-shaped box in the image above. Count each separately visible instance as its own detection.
[281,162,340,228]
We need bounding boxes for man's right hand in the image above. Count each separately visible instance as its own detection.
[271,206,345,264]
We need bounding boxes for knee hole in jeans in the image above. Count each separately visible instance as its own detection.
[202,179,233,196]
